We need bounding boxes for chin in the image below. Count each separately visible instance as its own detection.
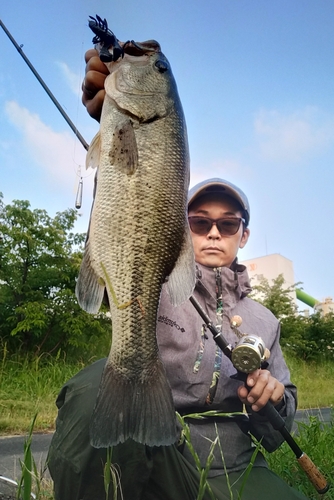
[199,257,230,268]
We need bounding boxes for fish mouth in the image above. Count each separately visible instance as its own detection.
[122,40,161,56]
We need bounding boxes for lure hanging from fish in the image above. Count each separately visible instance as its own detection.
[88,15,159,63]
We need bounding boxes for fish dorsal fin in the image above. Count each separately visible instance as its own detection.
[167,222,196,306]
[86,132,101,170]
[109,121,138,175]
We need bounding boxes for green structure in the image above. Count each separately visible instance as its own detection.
[296,289,319,308]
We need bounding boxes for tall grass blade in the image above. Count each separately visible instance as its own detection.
[103,446,122,500]
[104,446,112,499]
[234,438,262,500]
[197,436,218,500]
[17,413,38,500]
[215,422,234,499]
[177,412,225,500]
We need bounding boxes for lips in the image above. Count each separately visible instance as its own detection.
[203,246,223,251]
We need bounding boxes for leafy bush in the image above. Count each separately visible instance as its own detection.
[250,274,299,320]
[250,274,334,360]
[281,312,334,360]
[0,194,111,356]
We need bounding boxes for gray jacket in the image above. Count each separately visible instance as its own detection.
[157,261,297,476]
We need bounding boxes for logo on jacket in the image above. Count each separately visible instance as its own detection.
[158,315,185,332]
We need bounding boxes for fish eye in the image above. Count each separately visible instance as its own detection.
[155,60,169,73]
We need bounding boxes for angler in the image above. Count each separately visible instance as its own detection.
[49,172,309,499]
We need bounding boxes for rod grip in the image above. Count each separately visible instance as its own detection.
[297,453,329,494]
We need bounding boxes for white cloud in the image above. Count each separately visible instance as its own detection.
[254,107,334,162]
[56,61,82,97]
[4,100,94,189]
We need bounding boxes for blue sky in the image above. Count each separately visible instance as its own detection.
[1,0,334,305]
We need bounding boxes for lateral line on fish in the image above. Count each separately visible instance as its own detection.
[100,262,146,315]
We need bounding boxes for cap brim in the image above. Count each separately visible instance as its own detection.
[188,181,245,210]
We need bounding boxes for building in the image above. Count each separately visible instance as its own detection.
[240,253,296,302]
[240,253,333,316]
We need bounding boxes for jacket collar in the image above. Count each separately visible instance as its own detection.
[195,260,252,311]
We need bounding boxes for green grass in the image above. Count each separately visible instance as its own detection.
[284,353,334,409]
[15,411,334,500]
[0,348,333,434]
[264,414,334,499]
[1,347,333,499]
[0,349,86,434]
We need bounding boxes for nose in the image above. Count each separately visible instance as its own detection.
[207,222,221,239]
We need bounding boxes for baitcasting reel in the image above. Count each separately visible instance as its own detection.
[231,334,270,373]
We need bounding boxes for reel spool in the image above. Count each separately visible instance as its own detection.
[231,335,269,373]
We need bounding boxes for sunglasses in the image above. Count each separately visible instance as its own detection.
[188,216,246,236]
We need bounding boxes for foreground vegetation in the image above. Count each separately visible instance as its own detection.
[3,408,334,500]
[0,348,333,435]
[0,348,101,434]
[265,415,334,499]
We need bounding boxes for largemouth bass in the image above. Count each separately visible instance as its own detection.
[76,38,195,447]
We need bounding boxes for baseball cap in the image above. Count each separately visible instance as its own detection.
[188,178,250,226]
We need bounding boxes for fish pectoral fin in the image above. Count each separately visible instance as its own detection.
[75,242,105,313]
[109,121,138,175]
[90,359,177,447]
[166,222,196,306]
[86,132,101,170]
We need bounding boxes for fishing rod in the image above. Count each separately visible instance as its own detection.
[0,19,89,152]
[189,295,330,495]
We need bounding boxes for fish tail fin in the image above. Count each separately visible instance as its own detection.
[90,360,177,447]
[75,242,105,314]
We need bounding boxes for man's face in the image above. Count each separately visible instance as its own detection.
[188,194,250,268]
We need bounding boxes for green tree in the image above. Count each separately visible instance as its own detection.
[250,273,299,320]
[250,274,334,360]
[282,311,334,360]
[0,193,111,356]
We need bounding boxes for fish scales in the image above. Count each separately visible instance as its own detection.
[76,42,195,447]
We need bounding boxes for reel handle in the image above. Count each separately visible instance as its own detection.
[297,454,329,494]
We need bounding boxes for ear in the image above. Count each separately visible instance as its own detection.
[239,228,250,249]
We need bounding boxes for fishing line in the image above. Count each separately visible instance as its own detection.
[70,35,95,178]
[0,19,91,209]
[71,38,95,209]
